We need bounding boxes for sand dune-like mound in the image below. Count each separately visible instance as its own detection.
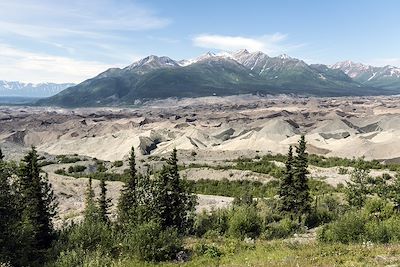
[3,96,400,161]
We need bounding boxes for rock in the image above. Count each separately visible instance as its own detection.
[244,237,255,244]
[176,251,190,262]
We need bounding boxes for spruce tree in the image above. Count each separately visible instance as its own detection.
[98,177,111,223]
[84,177,98,222]
[278,145,296,214]
[118,147,138,223]
[0,152,17,263]
[18,147,57,265]
[293,135,311,218]
[154,148,196,232]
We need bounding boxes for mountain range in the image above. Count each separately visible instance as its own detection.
[0,81,75,98]
[38,50,400,107]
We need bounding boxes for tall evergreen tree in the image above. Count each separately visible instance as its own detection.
[154,148,196,233]
[84,177,98,222]
[98,177,111,223]
[18,147,57,265]
[278,145,296,214]
[118,147,138,223]
[0,152,17,263]
[293,135,311,217]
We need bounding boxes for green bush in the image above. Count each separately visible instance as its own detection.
[193,242,222,258]
[228,206,262,239]
[122,221,182,262]
[363,197,394,220]
[259,206,283,227]
[56,155,81,164]
[193,209,229,237]
[338,167,348,175]
[365,220,389,243]
[318,211,367,243]
[305,195,344,228]
[383,216,400,242]
[67,165,86,173]
[263,218,299,239]
[112,161,123,168]
[55,221,116,255]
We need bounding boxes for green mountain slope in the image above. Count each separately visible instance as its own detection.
[38,52,400,107]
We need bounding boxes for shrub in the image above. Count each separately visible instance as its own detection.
[384,215,400,242]
[193,209,229,237]
[56,155,81,164]
[122,221,182,262]
[112,160,123,168]
[318,211,367,243]
[228,206,262,239]
[193,242,222,258]
[67,165,86,173]
[306,195,344,228]
[263,218,299,239]
[363,197,394,220]
[365,220,389,243]
[96,161,107,172]
[259,204,283,227]
[338,167,348,175]
[55,221,115,255]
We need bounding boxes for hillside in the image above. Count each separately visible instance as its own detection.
[37,50,400,107]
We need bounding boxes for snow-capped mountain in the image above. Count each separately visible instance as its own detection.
[39,50,400,107]
[0,81,75,97]
[124,55,179,74]
[330,61,400,89]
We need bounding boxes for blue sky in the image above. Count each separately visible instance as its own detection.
[0,0,399,83]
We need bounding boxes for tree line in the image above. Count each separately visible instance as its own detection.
[0,146,195,266]
[4,134,396,266]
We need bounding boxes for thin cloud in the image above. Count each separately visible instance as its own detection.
[0,44,132,83]
[192,33,302,55]
[0,0,171,38]
[0,0,167,82]
[369,58,400,67]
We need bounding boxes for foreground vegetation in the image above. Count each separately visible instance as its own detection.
[2,135,400,266]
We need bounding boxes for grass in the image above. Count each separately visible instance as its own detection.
[113,239,400,267]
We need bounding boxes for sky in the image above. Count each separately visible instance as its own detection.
[0,0,399,83]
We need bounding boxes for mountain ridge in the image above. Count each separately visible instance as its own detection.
[38,50,400,107]
[331,60,400,89]
[0,80,75,98]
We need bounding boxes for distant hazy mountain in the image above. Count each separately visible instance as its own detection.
[330,61,400,90]
[39,50,400,107]
[0,81,75,97]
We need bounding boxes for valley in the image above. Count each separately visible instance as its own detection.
[2,94,400,224]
